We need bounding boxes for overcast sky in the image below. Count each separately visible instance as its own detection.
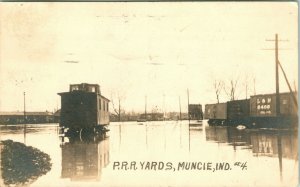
[0,2,298,113]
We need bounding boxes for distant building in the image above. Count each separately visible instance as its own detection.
[139,113,152,121]
[0,111,54,125]
[53,109,61,123]
[150,113,164,121]
[188,104,203,120]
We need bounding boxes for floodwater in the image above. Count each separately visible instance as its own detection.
[0,120,298,187]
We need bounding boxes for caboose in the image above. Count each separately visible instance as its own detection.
[58,83,109,135]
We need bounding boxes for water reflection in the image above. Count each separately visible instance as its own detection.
[0,122,297,186]
[60,134,110,182]
[0,140,52,186]
[251,131,297,159]
[205,126,298,181]
[205,126,298,160]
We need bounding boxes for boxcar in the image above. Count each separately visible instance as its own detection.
[227,99,250,125]
[204,103,227,125]
[249,92,298,128]
[205,100,250,126]
[205,92,298,128]
[58,83,109,133]
[250,92,297,117]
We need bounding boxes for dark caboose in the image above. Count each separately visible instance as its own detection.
[58,83,109,134]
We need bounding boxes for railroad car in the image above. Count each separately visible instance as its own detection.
[248,92,298,128]
[58,83,109,134]
[204,103,227,126]
[227,99,250,126]
[188,104,203,120]
[204,92,298,128]
[249,92,297,117]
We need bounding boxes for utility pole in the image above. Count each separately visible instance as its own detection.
[179,96,182,121]
[187,89,190,124]
[23,92,26,124]
[275,34,280,117]
[23,92,26,144]
[265,34,297,126]
[253,78,256,95]
[187,89,190,152]
[145,95,147,120]
[245,84,247,100]
[163,94,165,121]
[265,34,289,116]
[118,98,121,122]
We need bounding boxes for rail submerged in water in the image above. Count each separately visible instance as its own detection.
[59,125,109,139]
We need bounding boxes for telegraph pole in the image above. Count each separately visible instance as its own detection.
[145,95,147,121]
[253,78,256,95]
[23,92,26,124]
[265,34,288,116]
[23,92,26,144]
[179,96,182,121]
[275,34,280,117]
[163,94,165,121]
[187,89,190,152]
[187,89,190,124]
[118,99,121,122]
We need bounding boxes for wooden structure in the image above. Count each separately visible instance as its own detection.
[0,111,54,124]
[58,83,109,133]
[204,92,298,128]
[188,104,203,120]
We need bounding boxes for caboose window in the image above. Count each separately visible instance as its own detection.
[107,103,109,111]
[70,85,79,91]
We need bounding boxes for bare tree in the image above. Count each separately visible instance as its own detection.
[224,79,238,101]
[213,79,224,103]
[110,90,126,122]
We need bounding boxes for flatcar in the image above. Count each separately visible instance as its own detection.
[58,83,109,135]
